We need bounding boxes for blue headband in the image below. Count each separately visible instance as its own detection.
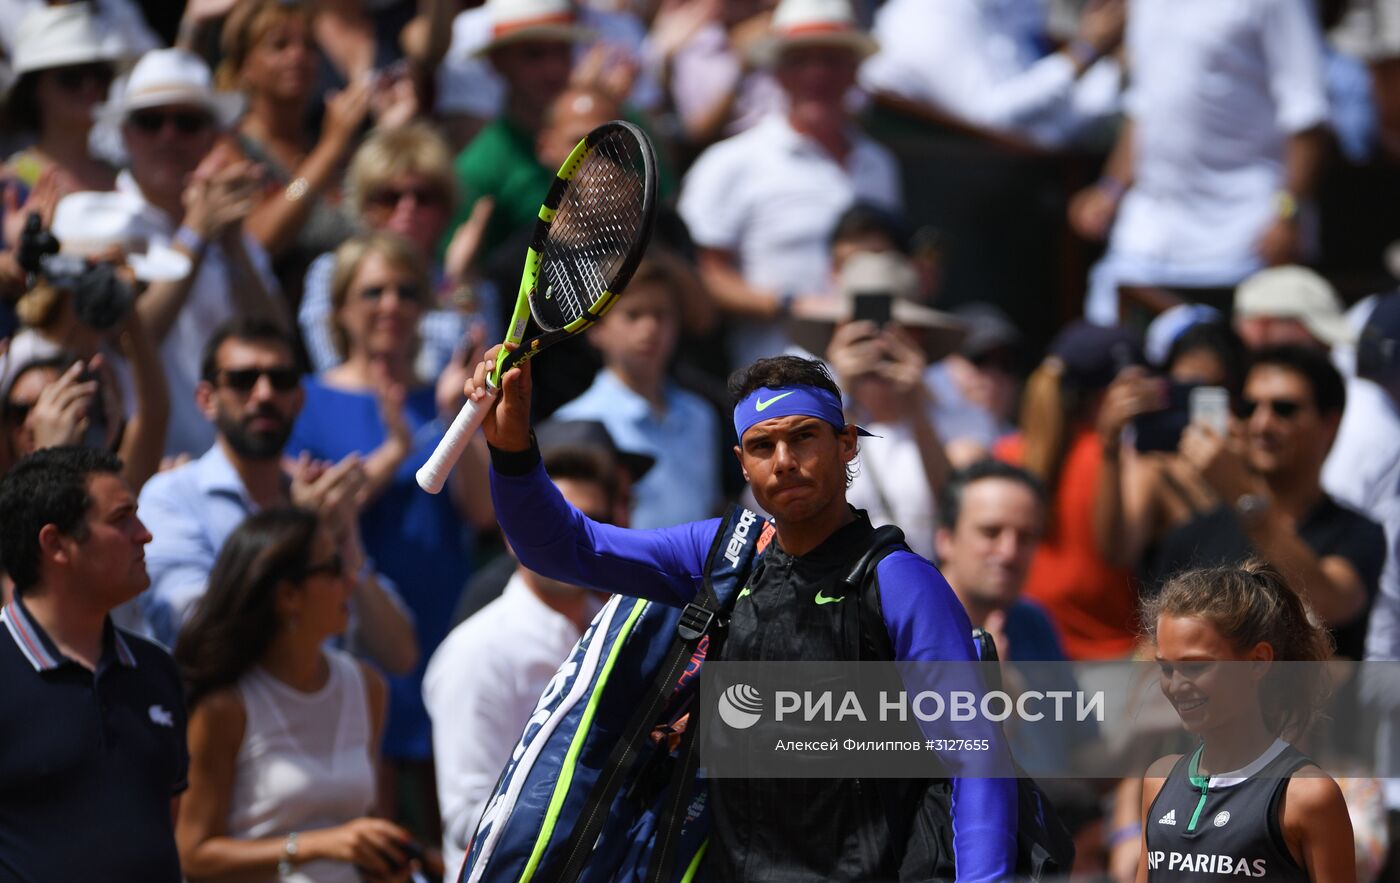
[733,385,875,441]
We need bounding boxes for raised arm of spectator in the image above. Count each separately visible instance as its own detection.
[1069,118,1135,242]
[243,81,370,259]
[864,0,1124,143]
[1092,369,1163,567]
[141,158,269,342]
[342,520,418,675]
[694,247,792,320]
[1179,424,1369,626]
[114,309,169,492]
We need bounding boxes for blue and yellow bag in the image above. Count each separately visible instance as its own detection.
[457,506,768,883]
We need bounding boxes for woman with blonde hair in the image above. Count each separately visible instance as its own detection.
[216,0,363,285]
[994,320,1141,659]
[287,231,493,842]
[1137,562,1354,882]
[298,122,495,379]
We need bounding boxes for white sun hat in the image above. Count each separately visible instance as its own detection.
[787,251,967,361]
[475,0,594,56]
[96,48,245,131]
[11,3,125,78]
[1234,265,1354,347]
[50,191,192,282]
[750,0,879,68]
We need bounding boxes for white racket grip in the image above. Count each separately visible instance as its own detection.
[416,386,499,494]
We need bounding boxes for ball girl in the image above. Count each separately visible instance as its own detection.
[1138,562,1355,882]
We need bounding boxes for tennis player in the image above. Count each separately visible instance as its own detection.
[465,349,1018,881]
[1139,562,1355,882]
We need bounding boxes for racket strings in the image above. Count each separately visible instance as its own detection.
[534,133,648,331]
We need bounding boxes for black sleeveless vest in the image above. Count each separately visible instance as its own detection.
[1145,740,1311,882]
[707,512,943,882]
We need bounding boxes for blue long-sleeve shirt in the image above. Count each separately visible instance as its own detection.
[490,454,1019,881]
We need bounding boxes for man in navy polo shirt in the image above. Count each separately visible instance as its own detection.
[0,447,187,882]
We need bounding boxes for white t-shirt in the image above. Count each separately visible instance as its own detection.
[859,0,1121,147]
[1085,0,1329,321]
[847,419,939,560]
[423,573,601,880]
[678,113,902,364]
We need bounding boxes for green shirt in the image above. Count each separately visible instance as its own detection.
[449,114,677,265]
[450,117,554,265]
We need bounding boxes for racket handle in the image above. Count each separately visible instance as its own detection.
[416,387,499,494]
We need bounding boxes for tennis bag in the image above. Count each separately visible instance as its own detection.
[458,508,1075,883]
[457,505,769,883]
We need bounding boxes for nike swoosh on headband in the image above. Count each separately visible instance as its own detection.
[754,391,797,412]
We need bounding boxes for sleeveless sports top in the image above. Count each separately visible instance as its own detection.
[1145,739,1311,881]
[227,649,376,883]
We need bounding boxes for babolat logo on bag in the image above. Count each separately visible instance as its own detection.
[723,509,757,568]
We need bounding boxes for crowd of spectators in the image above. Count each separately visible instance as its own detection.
[1,0,1400,879]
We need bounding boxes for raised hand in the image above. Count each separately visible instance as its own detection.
[26,361,99,450]
[323,76,375,149]
[443,196,495,287]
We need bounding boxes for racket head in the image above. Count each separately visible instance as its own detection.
[530,121,657,334]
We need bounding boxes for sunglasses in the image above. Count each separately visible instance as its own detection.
[3,401,34,424]
[216,367,300,392]
[52,64,114,92]
[357,283,424,303]
[1238,397,1304,420]
[300,552,345,581]
[127,109,213,136]
[365,186,446,210]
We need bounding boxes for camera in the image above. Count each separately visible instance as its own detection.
[16,214,134,331]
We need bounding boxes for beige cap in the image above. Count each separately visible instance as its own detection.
[1235,265,1353,347]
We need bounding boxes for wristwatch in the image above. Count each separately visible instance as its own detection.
[1234,493,1271,526]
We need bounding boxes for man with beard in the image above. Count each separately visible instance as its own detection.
[132,318,416,672]
[1147,344,1384,660]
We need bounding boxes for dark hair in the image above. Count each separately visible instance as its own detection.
[199,317,298,384]
[728,355,843,404]
[728,356,855,485]
[938,459,1046,531]
[543,447,619,513]
[0,446,123,594]
[828,202,912,255]
[1144,561,1334,739]
[1166,321,1247,398]
[1247,344,1346,417]
[2,72,41,132]
[174,508,320,708]
[3,355,77,407]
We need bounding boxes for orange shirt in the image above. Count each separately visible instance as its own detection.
[995,430,1138,660]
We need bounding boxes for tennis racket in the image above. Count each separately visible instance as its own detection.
[417,120,658,493]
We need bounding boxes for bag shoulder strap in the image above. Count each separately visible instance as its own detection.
[848,525,909,662]
[554,506,766,882]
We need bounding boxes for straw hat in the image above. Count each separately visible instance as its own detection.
[11,3,124,78]
[750,0,879,68]
[96,48,245,131]
[50,191,192,282]
[787,251,967,362]
[476,0,594,56]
